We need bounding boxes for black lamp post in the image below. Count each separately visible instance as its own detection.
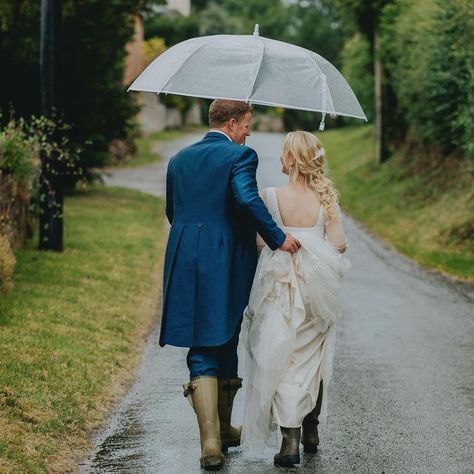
[39,0,63,251]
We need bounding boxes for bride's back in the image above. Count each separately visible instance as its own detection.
[276,185,321,228]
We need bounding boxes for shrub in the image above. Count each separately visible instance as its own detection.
[0,115,81,186]
[144,37,167,67]
[0,114,81,247]
[0,234,16,292]
[0,116,40,185]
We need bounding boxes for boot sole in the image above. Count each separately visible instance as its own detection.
[221,439,240,453]
[274,454,300,468]
[200,456,224,471]
[303,442,319,453]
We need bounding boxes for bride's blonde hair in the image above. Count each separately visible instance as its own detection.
[283,131,339,222]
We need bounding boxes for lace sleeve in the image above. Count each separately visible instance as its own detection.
[325,201,348,253]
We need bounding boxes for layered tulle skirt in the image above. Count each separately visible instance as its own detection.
[241,233,350,454]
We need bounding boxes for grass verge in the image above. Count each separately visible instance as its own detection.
[323,125,473,281]
[0,186,166,473]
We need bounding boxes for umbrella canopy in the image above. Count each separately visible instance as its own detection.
[128,25,367,130]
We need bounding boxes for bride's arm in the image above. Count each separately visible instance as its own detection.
[256,189,268,254]
[325,200,348,253]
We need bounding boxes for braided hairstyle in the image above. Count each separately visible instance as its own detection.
[283,131,339,222]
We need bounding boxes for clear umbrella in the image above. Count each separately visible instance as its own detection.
[128,25,367,130]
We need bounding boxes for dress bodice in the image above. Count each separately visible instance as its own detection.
[264,187,326,240]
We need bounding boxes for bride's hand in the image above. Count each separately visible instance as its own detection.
[279,233,300,254]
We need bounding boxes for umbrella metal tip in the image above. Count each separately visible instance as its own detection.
[253,24,259,36]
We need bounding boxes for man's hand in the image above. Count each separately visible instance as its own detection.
[279,233,301,254]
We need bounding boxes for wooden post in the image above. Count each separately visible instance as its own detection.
[39,0,63,251]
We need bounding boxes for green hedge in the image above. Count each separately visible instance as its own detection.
[379,0,474,159]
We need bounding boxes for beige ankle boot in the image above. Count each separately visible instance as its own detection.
[274,426,301,468]
[183,376,225,471]
[217,378,242,451]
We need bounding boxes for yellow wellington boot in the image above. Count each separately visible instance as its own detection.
[183,376,225,471]
[217,378,242,451]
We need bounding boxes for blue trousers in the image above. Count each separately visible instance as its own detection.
[187,325,240,380]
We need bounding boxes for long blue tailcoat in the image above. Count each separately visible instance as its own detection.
[159,132,286,348]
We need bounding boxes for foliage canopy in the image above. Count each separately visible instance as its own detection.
[0,0,150,177]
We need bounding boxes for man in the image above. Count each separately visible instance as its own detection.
[160,99,299,470]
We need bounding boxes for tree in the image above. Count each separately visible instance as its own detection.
[0,0,151,179]
[341,33,374,122]
[285,0,348,67]
[282,0,349,129]
[336,0,394,163]
[59,0,148,175]
[0,1,42,118]
[198,2,244,36]
[144,12,199,45]
[380,0,474,160]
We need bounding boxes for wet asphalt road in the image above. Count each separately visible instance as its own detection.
[79,132,474,474]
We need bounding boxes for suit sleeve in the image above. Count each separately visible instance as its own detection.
[230,148,286,250]
[165,157,174,225]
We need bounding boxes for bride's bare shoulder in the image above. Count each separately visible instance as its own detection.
[260,185,280,195]
[274,185,290,195]
[275,185,300,200]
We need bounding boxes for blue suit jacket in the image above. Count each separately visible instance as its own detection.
[159,131,286,348]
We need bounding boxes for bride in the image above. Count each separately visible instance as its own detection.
[241,131,350,468]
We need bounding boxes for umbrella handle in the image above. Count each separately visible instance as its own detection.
[319,73,328,131]
[319,113,326,131]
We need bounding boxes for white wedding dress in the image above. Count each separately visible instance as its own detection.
[241,187,350,454]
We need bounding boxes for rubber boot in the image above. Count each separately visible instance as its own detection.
[302,380,323,453]
[217,378,242,452]
[274,427,301,468]
[183,377,225,471]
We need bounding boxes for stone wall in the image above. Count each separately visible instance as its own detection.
[253,112,285,133]
[137,92,203,133]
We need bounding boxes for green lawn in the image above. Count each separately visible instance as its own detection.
[322,125,474,281]
[0,187,166,473]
